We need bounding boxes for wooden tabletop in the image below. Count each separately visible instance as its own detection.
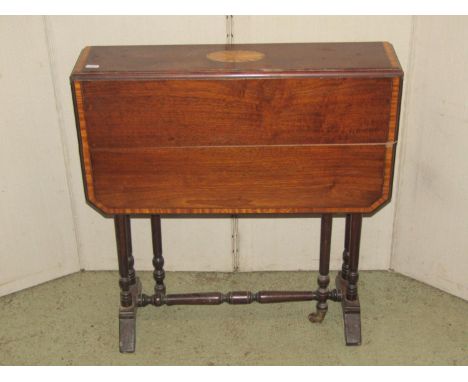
[71,42,402,80]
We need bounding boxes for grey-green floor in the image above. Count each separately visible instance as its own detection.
[0,271,467,365]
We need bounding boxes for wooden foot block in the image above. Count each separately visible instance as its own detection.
[118,277,142,353]
[119,315,136,353]
[336,273,362,346]
[343,305,361,346]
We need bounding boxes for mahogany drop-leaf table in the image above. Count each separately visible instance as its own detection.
[70,42,403,352]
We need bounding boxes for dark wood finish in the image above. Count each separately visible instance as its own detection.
[125,217,136,286]
[119,278,142,353]
[71,42,402,80]
[87,145,393,214]
[71,42,403,215]
[336,213,363,345]
[341,214,351,281]
[166,290,321,305]
[114,216,132,308]
[114,215,141,353]
[347,214,363,301]
[151,215,166,296]
[80,78,394,147]
[309,214,332,323]
[140,291,319,306]
[139,289,344,307]
[336,273,361,346]
[257,291,325,304]
[70,42,404,351]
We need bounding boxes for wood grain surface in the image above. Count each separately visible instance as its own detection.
[71,42,403,215]
[81,78,395,147]
[71,42,402,80]
[89,145,393,214]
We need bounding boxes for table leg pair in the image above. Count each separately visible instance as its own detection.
[308,213,363,347]
[114,214,362,353]
[115,216,163,353]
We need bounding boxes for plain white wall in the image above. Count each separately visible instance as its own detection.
[0,17,79,296]
[391,16,468,300]
[1,16,466,300]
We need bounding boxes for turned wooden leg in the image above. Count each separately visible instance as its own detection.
[347,214,362,301]
[125,217,136,286]
[341,214,351,281]
[336,213,362,345]
[115,215,139,353]
[309,214,332,323]
[151,215,166,296]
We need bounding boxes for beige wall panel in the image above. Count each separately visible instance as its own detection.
[235,16,412,270]
[0,16,80,296]
[45,16,232,271]
[239,207,396,271]
[392,16,468,299]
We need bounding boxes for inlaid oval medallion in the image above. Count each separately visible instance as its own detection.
[207,50,265,63]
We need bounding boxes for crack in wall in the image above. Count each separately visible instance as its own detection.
[226,15,240,272]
